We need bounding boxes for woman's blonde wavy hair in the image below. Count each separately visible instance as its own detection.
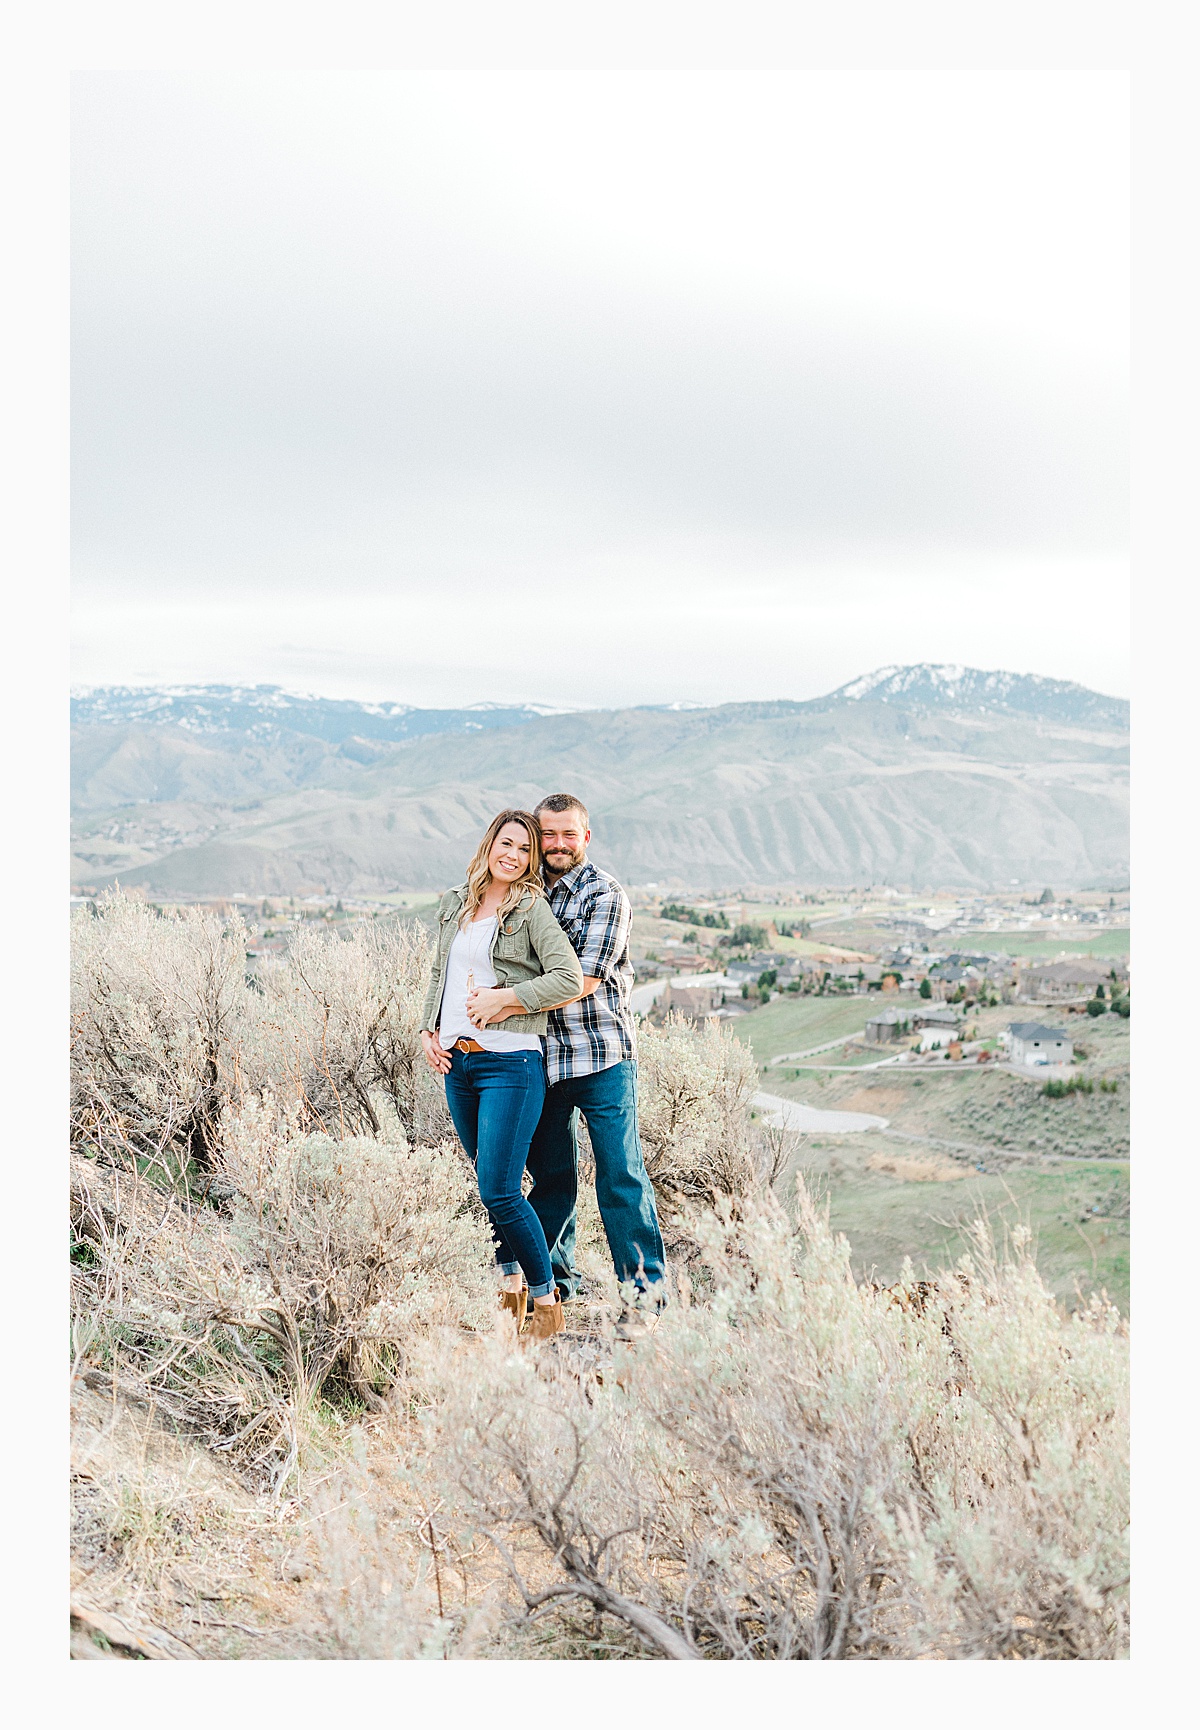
[458,809,545,927]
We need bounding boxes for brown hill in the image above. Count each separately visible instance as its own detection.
[73,677,1128,893]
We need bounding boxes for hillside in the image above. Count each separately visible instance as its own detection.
[71,666,1129,893]
[70,899,1129,1661]
[70,686,556,810]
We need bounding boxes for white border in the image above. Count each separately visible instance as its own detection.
[5,0,1189,1718]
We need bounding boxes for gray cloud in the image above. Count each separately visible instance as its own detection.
[71,73,1128,699]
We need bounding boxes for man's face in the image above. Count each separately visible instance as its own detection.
[539,808,590,877]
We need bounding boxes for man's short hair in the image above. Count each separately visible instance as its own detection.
[535,793,589,826]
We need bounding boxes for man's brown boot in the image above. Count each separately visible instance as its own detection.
[499,1288,527,1333]
[524,1298,565,1342]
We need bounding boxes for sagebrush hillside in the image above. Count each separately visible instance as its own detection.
[70,898,1129,1661]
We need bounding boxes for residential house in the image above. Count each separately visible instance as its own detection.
[661,981,725,1022]
[864,1009,911,1044]
[925,959,1001,1000]
[749,950,790,971]
[1018,961,1128,1003]
[724,962,761,985]
[911,1005,962,1051]
[671,951,718,976]
[1005,1022,1074,1066]
[724,952,789,984]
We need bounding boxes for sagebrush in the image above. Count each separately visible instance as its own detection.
[69,896,1129,1659]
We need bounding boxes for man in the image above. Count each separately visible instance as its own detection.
[528,794,666,1312]
[465,793,666,1316]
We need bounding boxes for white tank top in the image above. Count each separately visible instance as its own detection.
[438,915,543,1053]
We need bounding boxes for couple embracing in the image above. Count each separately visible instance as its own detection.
[419,796,666,1343]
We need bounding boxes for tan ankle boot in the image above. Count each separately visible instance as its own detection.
[499,1287,528,1332]
[524,1298,565,1342]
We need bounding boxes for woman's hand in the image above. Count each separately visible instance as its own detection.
[421,1029,452,1074]
[466,986,520,1028]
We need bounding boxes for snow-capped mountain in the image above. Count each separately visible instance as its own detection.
[823,665,1127,729]
[70,685,558,745]
[70,665,1128,893]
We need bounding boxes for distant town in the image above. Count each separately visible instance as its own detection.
[618,884,1129,1068]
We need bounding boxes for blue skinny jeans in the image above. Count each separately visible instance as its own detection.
[443,1046,556,1297]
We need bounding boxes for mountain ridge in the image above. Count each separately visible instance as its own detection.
[72,664,1129,746]
[71,666,1129,894]
[820,664,1127,728]
[70,684,563,744]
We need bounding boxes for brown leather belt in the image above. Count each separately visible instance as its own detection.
[454,1037,486,1053]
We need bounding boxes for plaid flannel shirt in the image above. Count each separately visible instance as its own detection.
[543,859,637,1085]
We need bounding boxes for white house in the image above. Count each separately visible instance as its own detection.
[919,1026,959,1052]
[1006,1022,1073,1067]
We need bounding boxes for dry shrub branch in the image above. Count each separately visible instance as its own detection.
[253,921,451,1143]
[71,896,450,1182]
[72,1107,495,1487]
[413,1190,1127,1659]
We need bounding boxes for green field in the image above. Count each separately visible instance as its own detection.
[788,1147,1129,1313]
[802,923,1130,962]
[728,996,875,1065]
[778,1050,888,1073]
[982,929,1130,960]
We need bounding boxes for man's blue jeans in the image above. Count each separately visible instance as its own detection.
[525,1059,666,1299]
[443,1047,556,1298]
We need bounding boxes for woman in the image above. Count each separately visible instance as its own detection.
[420,810,584,1340]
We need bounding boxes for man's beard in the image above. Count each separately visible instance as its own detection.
[543,845,585,879]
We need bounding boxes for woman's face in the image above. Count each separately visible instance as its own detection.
[487,822,533,884]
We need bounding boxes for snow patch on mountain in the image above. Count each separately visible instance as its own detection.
[826,665,1126,728]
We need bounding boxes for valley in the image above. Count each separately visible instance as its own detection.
[70,663,1132,1313]
[633,886,1131,1311]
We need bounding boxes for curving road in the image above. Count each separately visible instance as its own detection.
[752,1090,889,1135]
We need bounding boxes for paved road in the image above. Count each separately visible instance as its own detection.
[753,1098,1120,1163]
[773,1053,912,1072]
[752,1090,890,1135]
[630,979,671,1015]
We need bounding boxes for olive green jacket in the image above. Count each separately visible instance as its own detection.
[419,884,585,1039]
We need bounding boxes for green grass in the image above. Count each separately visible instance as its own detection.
[728,996,875,1065]
[771,924,1130,967]
[792,1151,1129,1313]
[776,1050,890,1076]
[771,933,870,958]
[981,929,1130,960]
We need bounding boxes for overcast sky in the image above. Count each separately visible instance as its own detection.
[71,71,1128,709]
